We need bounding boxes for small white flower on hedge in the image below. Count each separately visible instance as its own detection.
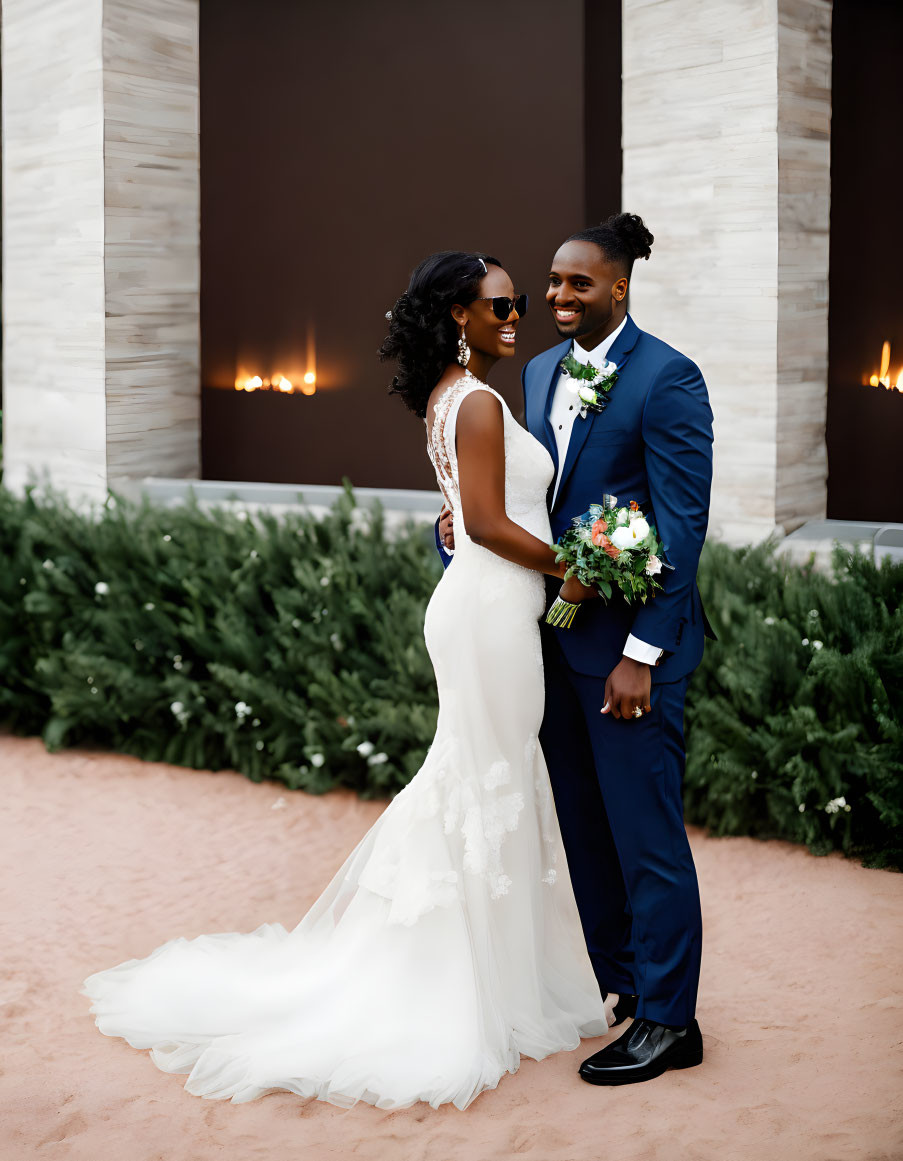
[252,718,261,727]
[801,638,809,646]
[42,560,54,570]
[249,550,258,560]
[235,701,251,721]
[144,602,155,611]
[809,609,819,619]
[813,640,823,651]
[292,618,301,629]
[751,771,758,779]
[320,576,330,587]
[95,582,109,596]
[134,639,143,651]
[310,753,325,768]
[330,633,342,650]
[255,740,264,751]
[368,752,388,767]
[170,701,185,716]
[90,687,98,695]
[87,676,94,685]
[764,616,775,625]
[798,803,806,812]
[824,796,847,814]
[356,741,375,758]
[163,534,172,542]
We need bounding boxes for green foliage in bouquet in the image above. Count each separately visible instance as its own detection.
[685,540,903,869]
[0,482,442,797]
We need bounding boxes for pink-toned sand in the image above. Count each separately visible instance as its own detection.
[1,734,901,1161]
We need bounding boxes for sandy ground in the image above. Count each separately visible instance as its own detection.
[1,734,902,1161]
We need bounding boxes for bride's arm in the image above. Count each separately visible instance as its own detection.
[455,391,574,584]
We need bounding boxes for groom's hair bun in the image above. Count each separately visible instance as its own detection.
[568,212,653,275]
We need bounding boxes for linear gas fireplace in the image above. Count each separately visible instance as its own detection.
[826,0,903,523]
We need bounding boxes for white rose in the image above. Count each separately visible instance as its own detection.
[616,507,629,526]
[95,581,109,595]
[170,701,184,716]
[610,525,634,550]
[630,517,650,542]
[356,741,375,758]
[577,385,596,405]
[645,554,662,576]
[310,753,325,768]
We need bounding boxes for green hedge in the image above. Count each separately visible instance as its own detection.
[0,483,900,868]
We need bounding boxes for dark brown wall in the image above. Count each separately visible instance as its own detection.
[200,0,622,488]
[826,0,903,521]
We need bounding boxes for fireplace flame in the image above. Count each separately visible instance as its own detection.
[233,370,310,394]
[867,340,902,391]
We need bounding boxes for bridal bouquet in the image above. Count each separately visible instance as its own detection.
[545,497,666,629]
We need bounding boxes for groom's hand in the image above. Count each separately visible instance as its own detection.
[602,657,652,721]
[439,507,455,551]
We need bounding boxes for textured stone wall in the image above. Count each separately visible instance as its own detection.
[622,0,831,543]
[2,0,200,502]
[2,0,107,500]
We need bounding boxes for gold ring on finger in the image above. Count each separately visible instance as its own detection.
[632,706,644,719]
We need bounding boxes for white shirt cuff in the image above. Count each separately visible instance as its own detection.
[623,634,664,665]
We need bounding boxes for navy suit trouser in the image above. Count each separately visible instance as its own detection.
[540,631,702,1027]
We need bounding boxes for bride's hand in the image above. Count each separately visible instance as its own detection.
[559,575,598,604]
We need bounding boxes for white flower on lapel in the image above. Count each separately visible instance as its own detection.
[577,385,597,405]
[645,554,663,576]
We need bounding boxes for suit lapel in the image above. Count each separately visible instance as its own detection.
[552,315,642,512]
[526,340,570,476]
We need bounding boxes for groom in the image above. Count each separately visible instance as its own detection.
[438,213,714,1085]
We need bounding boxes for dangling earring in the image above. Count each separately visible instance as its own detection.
[457,325,471,368]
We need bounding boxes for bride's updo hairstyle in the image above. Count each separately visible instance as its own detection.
[380,250,501,418]
[568,212,654,277]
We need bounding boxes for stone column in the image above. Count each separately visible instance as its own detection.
[2,0,200,503]
[621,0,831,544]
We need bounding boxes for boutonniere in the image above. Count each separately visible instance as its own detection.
[560,353,619,418]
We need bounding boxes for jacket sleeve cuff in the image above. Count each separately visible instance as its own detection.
[623,634,664,665]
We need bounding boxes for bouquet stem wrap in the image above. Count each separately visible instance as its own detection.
[545,596,580,629]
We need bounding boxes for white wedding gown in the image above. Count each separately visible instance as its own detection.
[82,371,608,1110]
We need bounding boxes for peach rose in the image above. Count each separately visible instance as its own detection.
[593,532,621,560]
[590,518,608,546]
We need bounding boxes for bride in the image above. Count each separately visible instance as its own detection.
[82,250,612,1111]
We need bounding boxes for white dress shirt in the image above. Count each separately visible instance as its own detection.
[549,321,663,668]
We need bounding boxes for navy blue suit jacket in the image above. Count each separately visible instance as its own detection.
[435,314,714,683]
[524,315,713,682]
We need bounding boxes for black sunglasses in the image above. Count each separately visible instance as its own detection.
[474,294,529,321]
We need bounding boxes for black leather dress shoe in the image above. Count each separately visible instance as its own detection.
[580,1018,703,1085]
[602,992,638,1027]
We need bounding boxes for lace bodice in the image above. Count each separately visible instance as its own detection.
[426,371,554,543]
